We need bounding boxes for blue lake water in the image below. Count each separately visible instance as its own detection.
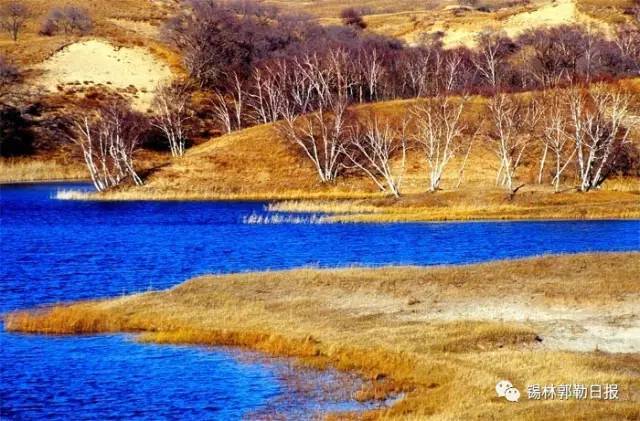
[1,182,639,419]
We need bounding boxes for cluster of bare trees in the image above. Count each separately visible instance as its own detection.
[6,0,636,195]
[277,53,351,183]
[71,102,144,191]
[487,94,542,194]
[412,95,469,192]
[166,0,640,102]
[566,87,632,192]
[482,85,634,195]
[0,1,92,40]
[40,5,92,36]
[150,82,191,158]
[0,1,30,41]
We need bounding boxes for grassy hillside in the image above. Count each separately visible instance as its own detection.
[75,92,640,221]
[6,253,640,419]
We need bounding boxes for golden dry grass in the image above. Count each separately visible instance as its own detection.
[0,157,87,183]
[0,0,181,70]
[5,253,640,419]
[270,189,640,222]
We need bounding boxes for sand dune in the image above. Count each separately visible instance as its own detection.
[436,0,598,48]
[35,39,172,110]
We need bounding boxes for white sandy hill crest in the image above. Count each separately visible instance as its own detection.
[436,0,601,48]
[35,39,172,110]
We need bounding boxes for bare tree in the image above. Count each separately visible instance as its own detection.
[473,30,512,91]
[211,90,233,134]
[357,48,385,102]
[614,25,640,72]
[0,1,30,42]
[248,64,287,125]
[279,51,354,183]
[280,95,350,183]
[72,102,144,191]
[540,92,575,192]
[400,47,434,98]
[343,118,406,197]
[412,95,467,191]
[151,82,191,157]
[488,94,539,194]
[568,86,632,192]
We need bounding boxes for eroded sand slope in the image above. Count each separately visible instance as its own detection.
[35,39,172,110]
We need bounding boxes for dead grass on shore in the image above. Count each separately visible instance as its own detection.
[269,188,640,222]
[0,158,87,183]
[5,253,640,419]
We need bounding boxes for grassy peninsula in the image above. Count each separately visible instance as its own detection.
[6,253,640,419]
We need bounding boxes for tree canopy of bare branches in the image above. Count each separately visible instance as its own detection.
[151,82,191,157]
[487,94,541,194]
[71,102,145,191]
[343,117,406,197]
[163,0,312,89]
[0,1,30,41]
[412,95,468,191]
[568,86,632,192]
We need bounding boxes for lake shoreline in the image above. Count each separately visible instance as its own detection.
[5,253,640,419]
[44,186,640,222]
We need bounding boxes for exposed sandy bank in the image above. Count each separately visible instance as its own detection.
[34,39,172,110]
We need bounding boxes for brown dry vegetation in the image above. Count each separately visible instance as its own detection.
[5,253,640,419]
[0,0,179,66]
[576,0,637,24]
[270,188,640,222]
[0,156,86,182]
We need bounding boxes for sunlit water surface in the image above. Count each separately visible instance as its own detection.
[1,182,638,419]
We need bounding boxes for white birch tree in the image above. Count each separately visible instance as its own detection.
[151,82,191,157]
[343,118,406,197]
[72,103,143,191]
[569,86,632,192]
[412,95,467,191]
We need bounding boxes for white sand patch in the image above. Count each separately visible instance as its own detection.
[503,0,578,38]
[400,297,640,353]
[435,0,601,48]
[35,39,172,110]
[327,291,640,353]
